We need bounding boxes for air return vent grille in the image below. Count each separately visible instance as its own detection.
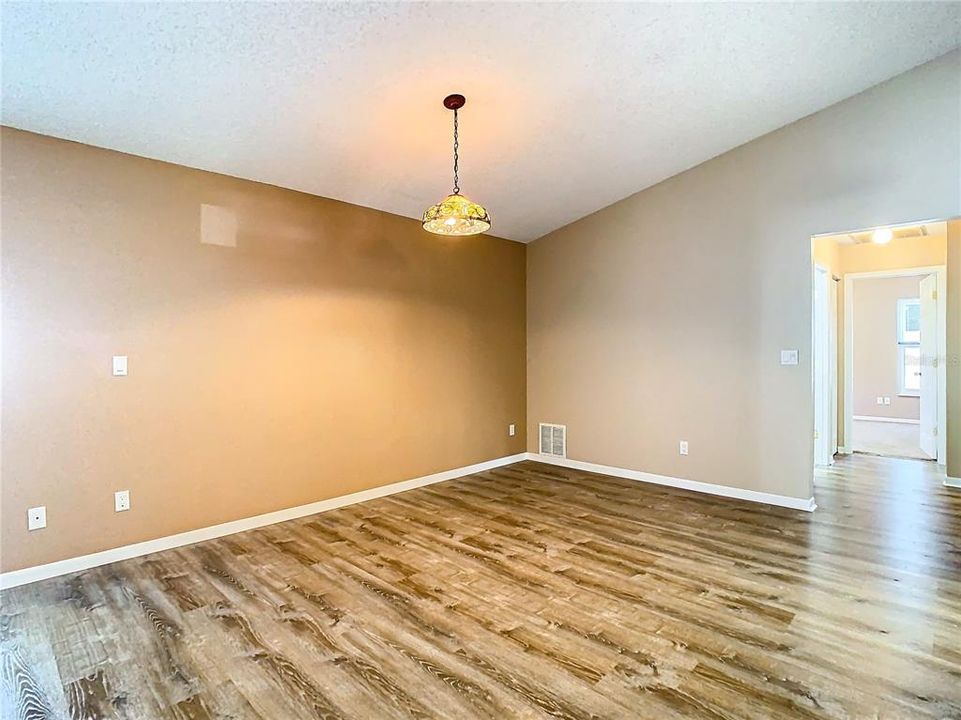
[539,423,566,458]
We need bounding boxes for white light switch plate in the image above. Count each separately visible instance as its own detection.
[28,506,46,531]
[780,349,799,366]
[115,490,130,512]
[112,355,128,376]
[679,440,689,456]
[509,424,516,437]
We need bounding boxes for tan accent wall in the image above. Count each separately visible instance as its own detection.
[527,51,961,500]
[0,128,527,572]
[812,236,841,275]
[948,219,961,480]
[851,275,921,420]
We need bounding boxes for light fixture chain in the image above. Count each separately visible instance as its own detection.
[452,107,460,195]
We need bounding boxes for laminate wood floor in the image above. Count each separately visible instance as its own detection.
[2,455,959,719]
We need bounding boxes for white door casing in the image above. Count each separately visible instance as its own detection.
[830,276,838,455]
[813,265,833,467]
[919,273,938,460]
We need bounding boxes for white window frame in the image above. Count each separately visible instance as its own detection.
[897,297,920,397]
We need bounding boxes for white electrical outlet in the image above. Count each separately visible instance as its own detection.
[876,396,884,405]
[509,423,516,437]
[112,355,128,376]
[779,349,799,366]
[883,397,891,405]
[28,506,46,531]
[679,440,689,456]
[115,490,130,512]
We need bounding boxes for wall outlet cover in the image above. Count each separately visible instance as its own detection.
[112,355,128,376]
[28,506,46,531]
[115,490,131,512]
[679,440,689,456]
[780,349,799,366]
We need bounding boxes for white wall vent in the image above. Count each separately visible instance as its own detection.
[539,423,566,458]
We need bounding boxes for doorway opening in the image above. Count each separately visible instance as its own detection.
[811,220,948,466]
[845,267,944,461]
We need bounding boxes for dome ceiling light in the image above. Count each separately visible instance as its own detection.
[422,94,491,237]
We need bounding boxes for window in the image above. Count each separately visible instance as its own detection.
[897,298,921,396]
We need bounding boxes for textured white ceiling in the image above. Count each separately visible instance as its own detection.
[3,3,959,242]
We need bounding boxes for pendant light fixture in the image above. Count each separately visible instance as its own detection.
[422,94,491,236]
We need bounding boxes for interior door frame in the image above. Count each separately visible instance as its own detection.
[813,264,834,467]
[830,275,839,455]
[843,265,947,463]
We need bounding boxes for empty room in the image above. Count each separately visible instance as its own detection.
[1,3,960,719]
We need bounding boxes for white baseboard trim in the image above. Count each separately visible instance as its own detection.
[945,476,961,489]
[524,453,816,512]
[852,415,920,425]
[0,453,527,591]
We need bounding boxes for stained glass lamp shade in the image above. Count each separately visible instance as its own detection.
[422,94,491,237]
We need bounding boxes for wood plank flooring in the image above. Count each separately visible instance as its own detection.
[2,455,960,719]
